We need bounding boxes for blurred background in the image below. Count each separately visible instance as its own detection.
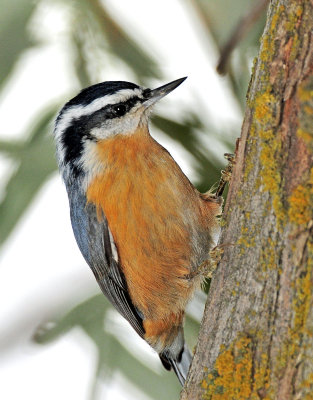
[0,0,266,399]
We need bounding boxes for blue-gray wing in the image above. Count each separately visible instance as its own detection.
[68,183,145,338]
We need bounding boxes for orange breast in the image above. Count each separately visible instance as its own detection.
[86,127,218,322]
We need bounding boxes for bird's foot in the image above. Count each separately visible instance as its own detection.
[215,153,235,197]
[199,246,224,279]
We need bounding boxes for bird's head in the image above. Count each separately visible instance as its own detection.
[54,77,186,186]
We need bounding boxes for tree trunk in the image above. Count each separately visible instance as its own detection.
[181,0,313,399]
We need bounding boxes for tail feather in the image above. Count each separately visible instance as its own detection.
[160,344,192,386]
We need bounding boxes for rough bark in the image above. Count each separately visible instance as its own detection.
[181,0,313,399]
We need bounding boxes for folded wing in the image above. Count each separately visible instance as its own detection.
[68,182,145,338]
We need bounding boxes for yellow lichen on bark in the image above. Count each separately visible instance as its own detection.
[297,78,313,150]
[288,75,313,226]
[288,168,313,225]
[297,128,313,144]
[202,336,252,400]
[258,124,285,228]
[252,352,271,400]
[254,91,276,122]
[201,335,272,400]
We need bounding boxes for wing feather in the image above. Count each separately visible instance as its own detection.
[68,183,145,338]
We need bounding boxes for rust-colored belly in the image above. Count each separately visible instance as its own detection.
[86,132,217,323]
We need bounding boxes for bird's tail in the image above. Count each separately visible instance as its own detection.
[160,344,192,386]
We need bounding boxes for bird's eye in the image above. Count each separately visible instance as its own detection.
[113,104,126,117]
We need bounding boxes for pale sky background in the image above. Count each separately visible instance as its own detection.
[0,1,241,399]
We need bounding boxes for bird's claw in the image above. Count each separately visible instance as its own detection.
[215,153,235,197]
[199,246,224,279]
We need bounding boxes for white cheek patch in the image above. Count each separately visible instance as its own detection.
[90,111,142,140]
[81,140,104,174]
[79,140,106,189]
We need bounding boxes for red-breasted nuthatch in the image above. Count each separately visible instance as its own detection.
[54,78,221,385]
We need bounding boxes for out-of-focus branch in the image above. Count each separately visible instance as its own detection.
[217,0,269,75]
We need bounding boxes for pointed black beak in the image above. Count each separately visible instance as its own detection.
[143,77,187,107]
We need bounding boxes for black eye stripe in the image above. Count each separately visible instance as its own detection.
[104,96,141,119]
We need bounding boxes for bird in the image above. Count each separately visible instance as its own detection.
[54,77,222,385]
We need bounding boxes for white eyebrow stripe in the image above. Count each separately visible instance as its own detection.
[54,88,143,142]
